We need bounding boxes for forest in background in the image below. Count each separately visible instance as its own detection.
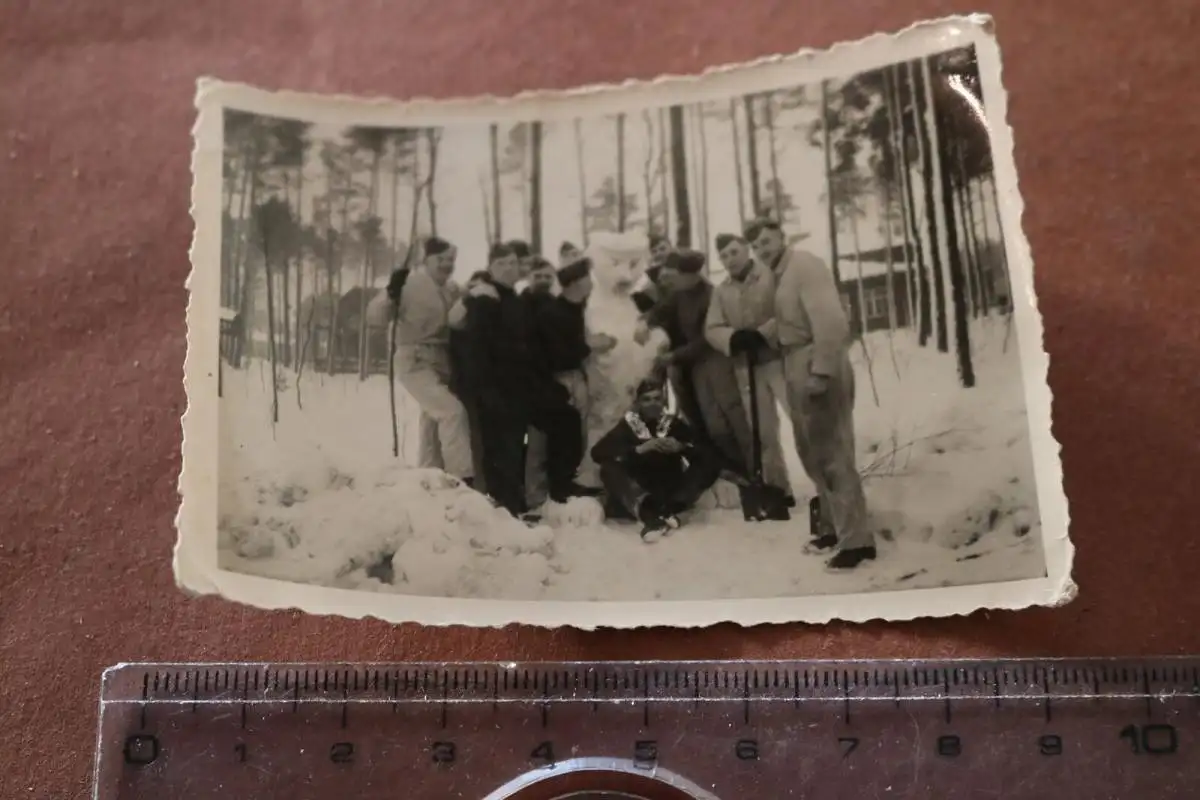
[217,45,1011,418]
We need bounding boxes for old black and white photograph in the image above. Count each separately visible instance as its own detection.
[177,16,1073,627]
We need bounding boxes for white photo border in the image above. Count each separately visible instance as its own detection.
[175,13,1075,629]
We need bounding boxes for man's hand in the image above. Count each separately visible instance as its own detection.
[805,373,830,398]
[657,437,685,454]
[635,439,667,455]
[469,282,499,299]
[633,320,652,346]
[728,328,768,355]
[653,351,675,370]
[386,269,409,303]
[588,333,618,354]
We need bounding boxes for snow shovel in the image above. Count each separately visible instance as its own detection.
[740,347,791,523]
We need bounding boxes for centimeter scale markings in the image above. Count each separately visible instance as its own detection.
[96,658,1200,799]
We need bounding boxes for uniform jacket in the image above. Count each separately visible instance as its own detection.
[590,411,700,489]
[772,248,852,377]
[645,279,719,367]
[386,267,461,348]
[704,261,782,363]
[534,295,592,374]
[462,278,557,409]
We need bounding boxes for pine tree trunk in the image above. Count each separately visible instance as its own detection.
[230,149,253,316]
[278,174,293,369]
[616,113,627,232]
[743,94,762,215]
[479,172,493,244]
[819,81,842,285]
[849,213,868,338]
[763,93,782,217]
[657,108,671,232]
[262,227,280,423]
[986,172,1013,310]
[931,63,975,387]
[220,153,243,311]
[728,99,747,224]
[359,150,382,380]
[961,171,989,313]
[325,226,337,376]
[954,168,981,318]
[914,58,949,353]
[425,130,439,236]
[516,167,530,241]
[884,65,917,330]
[294,162,306,368]
[900,62,932,345]
[573,119,589,247]
[669,105,691,248]
[389,140,401,266]
[696,106,711,255]
[973,175,995,307]
[333,175,352,374]
[641,111,655,231]
[881,185,898,330]
[529,121,543,254]
[490,124,502,243]
[236,156,262,366]
[406,147,425,269]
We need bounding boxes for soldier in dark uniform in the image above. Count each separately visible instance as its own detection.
[590,380,722,543]
[463,243,596,517]
[449,270,491,494]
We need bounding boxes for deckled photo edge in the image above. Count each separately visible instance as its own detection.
[175,13,1074,628]
[968,19,1075,605]
[175,81,224,598]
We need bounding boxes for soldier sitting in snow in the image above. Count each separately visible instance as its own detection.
[590,379,722,543]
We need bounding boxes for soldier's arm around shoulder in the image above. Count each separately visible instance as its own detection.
[789,250,851,375]
[704,285,735,356]
[447,296,469,330]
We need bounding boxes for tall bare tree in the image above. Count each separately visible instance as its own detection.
[931,56,975,387]
[912,59,949,352]
[573,119,589,247]
[883,66,920,328]
[728,99,747,223]
[818,81,841,284]
[657,108,671,233]
[762,93,783,217]
[616,113,627,232]
[743,94,762,214]
[529,121,543,254]
[425,129,440,236]
[345,127,389,379]
[694,105,711,253]
[489,123,502,242]
[669,105,691,247]
[641,110,657,231]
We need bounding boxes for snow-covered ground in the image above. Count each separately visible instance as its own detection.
[216,315,1047,601]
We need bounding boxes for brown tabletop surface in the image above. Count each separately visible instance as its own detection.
[3,1,1199,797]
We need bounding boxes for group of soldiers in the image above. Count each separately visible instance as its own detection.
[371,217,877,572]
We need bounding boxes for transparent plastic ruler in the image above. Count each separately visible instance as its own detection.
[94,658,1200,798]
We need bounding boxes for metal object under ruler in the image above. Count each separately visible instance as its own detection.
[95,658,1200,799]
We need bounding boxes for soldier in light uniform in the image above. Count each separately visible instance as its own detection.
[705,233,796,507]
[745,218,875,570]
[369,237,475,485]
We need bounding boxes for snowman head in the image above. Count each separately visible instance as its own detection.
[584,230,655,299]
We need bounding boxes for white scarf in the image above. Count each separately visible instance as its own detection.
[624,410,675,440]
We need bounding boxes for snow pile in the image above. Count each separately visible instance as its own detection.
[220,456,561,597]
[217,314,1050,601]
